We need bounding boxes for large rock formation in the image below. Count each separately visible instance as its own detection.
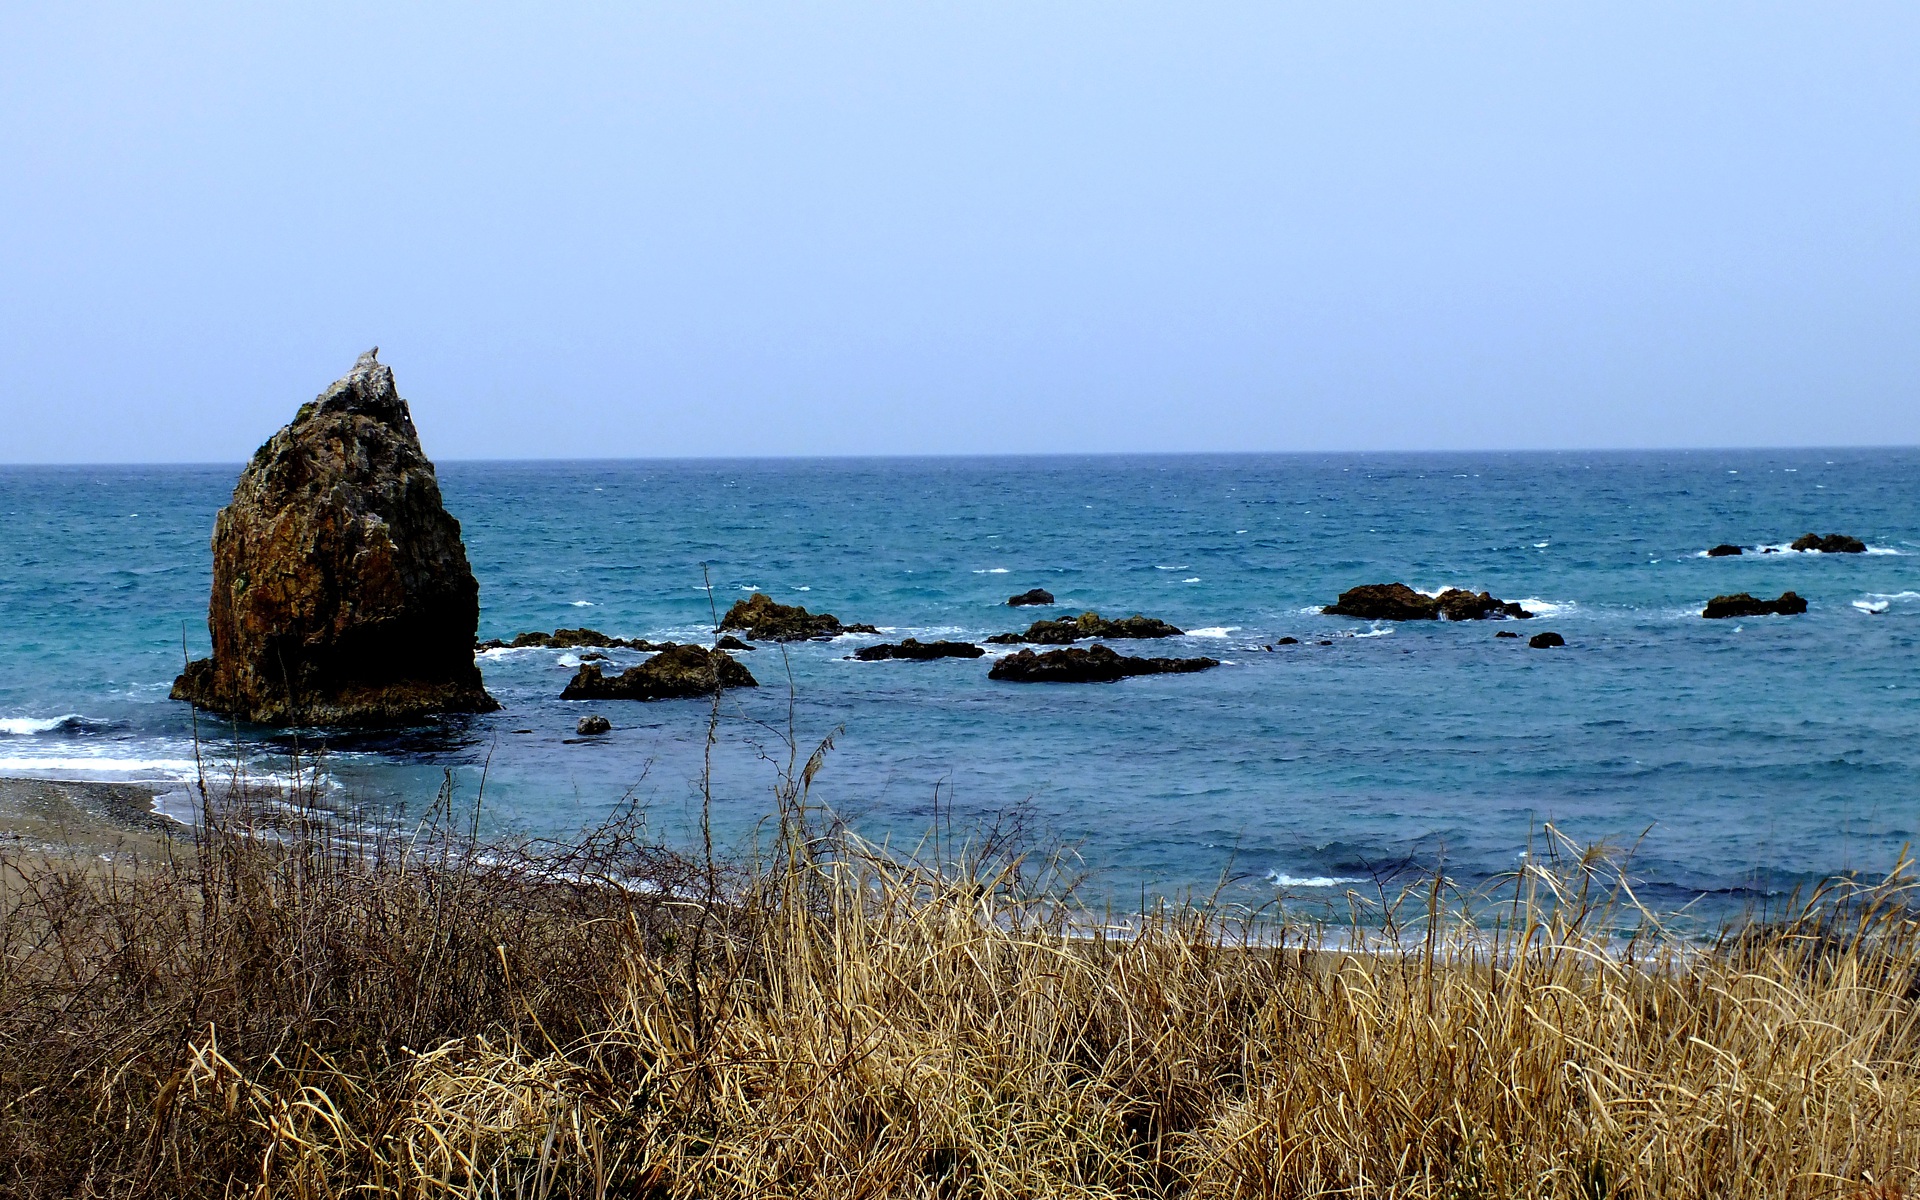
[718,593,878,641]
[559,645,757,701]
[988,644,1219,683]
[1702,591,1808,619]
[1323,583,1531,621]
[171,351,497,725]
[985,611,1184,645]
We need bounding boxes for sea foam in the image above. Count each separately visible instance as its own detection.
[0,715,87,736]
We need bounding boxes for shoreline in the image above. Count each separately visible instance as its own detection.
[0,776,185,862]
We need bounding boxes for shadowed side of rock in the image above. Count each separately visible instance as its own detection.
[171,351,497,726]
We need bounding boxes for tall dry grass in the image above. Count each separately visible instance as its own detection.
[2,748,1916,1197]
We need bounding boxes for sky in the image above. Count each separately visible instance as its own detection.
[3,3,1917,463]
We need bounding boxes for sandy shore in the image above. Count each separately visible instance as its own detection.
[0,776,188,862]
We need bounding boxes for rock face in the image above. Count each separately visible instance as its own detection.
[559,645,757,700]
[1528,632,1565,648]
[1702,591,1808,619]
[988,644,1219,683]
[171,351,497,726]
[477,628,666,652]
[851,638,985,661]
[1792,533,1867,554]
[1707,544,1744,557]
[718,593,878,641]
[1008,588,1055,606]
[1323,583,1531,621]
[985,611,1184,645]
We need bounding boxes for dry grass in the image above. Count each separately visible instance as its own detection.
[2,755,1916,1198]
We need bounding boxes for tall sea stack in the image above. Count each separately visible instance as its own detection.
[171,350,498,725]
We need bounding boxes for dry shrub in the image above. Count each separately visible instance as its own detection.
[2,765,1917,1198]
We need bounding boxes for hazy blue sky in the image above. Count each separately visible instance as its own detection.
[3,3,1916,462]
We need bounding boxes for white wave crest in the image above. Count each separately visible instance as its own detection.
[0,715,86,736]
[1854,600,1890,614]
[0,755,203,776]
[1186,627,1238,638]
[1865,591,1920,602]
[1516,597,1572,617]
[1268,871,1363,889]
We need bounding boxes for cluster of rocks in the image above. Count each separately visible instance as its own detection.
[1702,592,1808,619]
[986,611,1184,645]
[1708,533,1867,556]
[851,639,985,661]
[478,628,670,652]
[170,350,498,727]
[719,593,879,641]
[1323,583,1532,621]
[988,644,1219,684]
[560,644,758,700]
[1792,533,1867,554]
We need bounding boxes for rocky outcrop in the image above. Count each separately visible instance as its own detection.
[1528,632,1565,648]
[576,715,611,735]
[1008,588,1055,606]
[715,635,754,651]
[1707,544,1744,557]
[851,638,985,661]
[1702,591,1808,619]
[718,593,878,641]
[1323,583,1531,621]
[478,628,668,652]
[1791,533,1867,554]
[988,644,1219,683]
[559,645,757,701]
[170,351,497,726]
[985,611,1184,645]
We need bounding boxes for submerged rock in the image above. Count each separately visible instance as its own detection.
[559,644,757,701]
[478,628,666,652]
[985,611,1184,645]
[1008,588,1055,606]
[170,350,497,726]
[988,644,1218,683]
[718,593,878,641]
[1495,630,1520,638]
[1276,636,1300,645]
[851,638,985,661]
[1323,583,1531,621]
[1791,533,1867,554]
[576,715,611,735]
[1702,591,1808,619]
[1707,544,1744,557]
[1528,632,1565,648]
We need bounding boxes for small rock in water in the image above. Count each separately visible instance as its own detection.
[719,593,878,641]
[576,715,611,735]
[1707,544,1744,557]
[1791,532,1867,553]
[852,638,985,661]
[1495,630,1520,638]
[1702,591,1808,618]
[987,611,1183,644]
[715,634,754,651]
[1008,588,1055,606]
[561,644,757,700]
[1276,636,1299,645]
[988,644,1218,683]
[1528,632,1565,648]
[1323,583,1531,621]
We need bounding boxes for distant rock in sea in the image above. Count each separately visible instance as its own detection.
[1323,583,1531,621]
[171,350,498,726]
[1707,544,1744,557]
[1791,533,1867,554]
[1528,631,1565,648]
[1495,630,1520,638]
[560,644,757,700]
[988,644,1219,683]
[576,714,611,735]
[851,638,985,661]
[1008,588,1055,606]
[478,628,668,652]
[1702,591,1808,619]
[985,611,1183,645]
[715,634,754,651]
[718,593,878,641]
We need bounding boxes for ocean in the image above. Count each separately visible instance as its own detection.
[2,451,1915,918]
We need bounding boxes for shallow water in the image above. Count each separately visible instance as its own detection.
[2,451,1915,916]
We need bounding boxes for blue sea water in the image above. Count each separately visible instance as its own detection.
[2,452,1916,917]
